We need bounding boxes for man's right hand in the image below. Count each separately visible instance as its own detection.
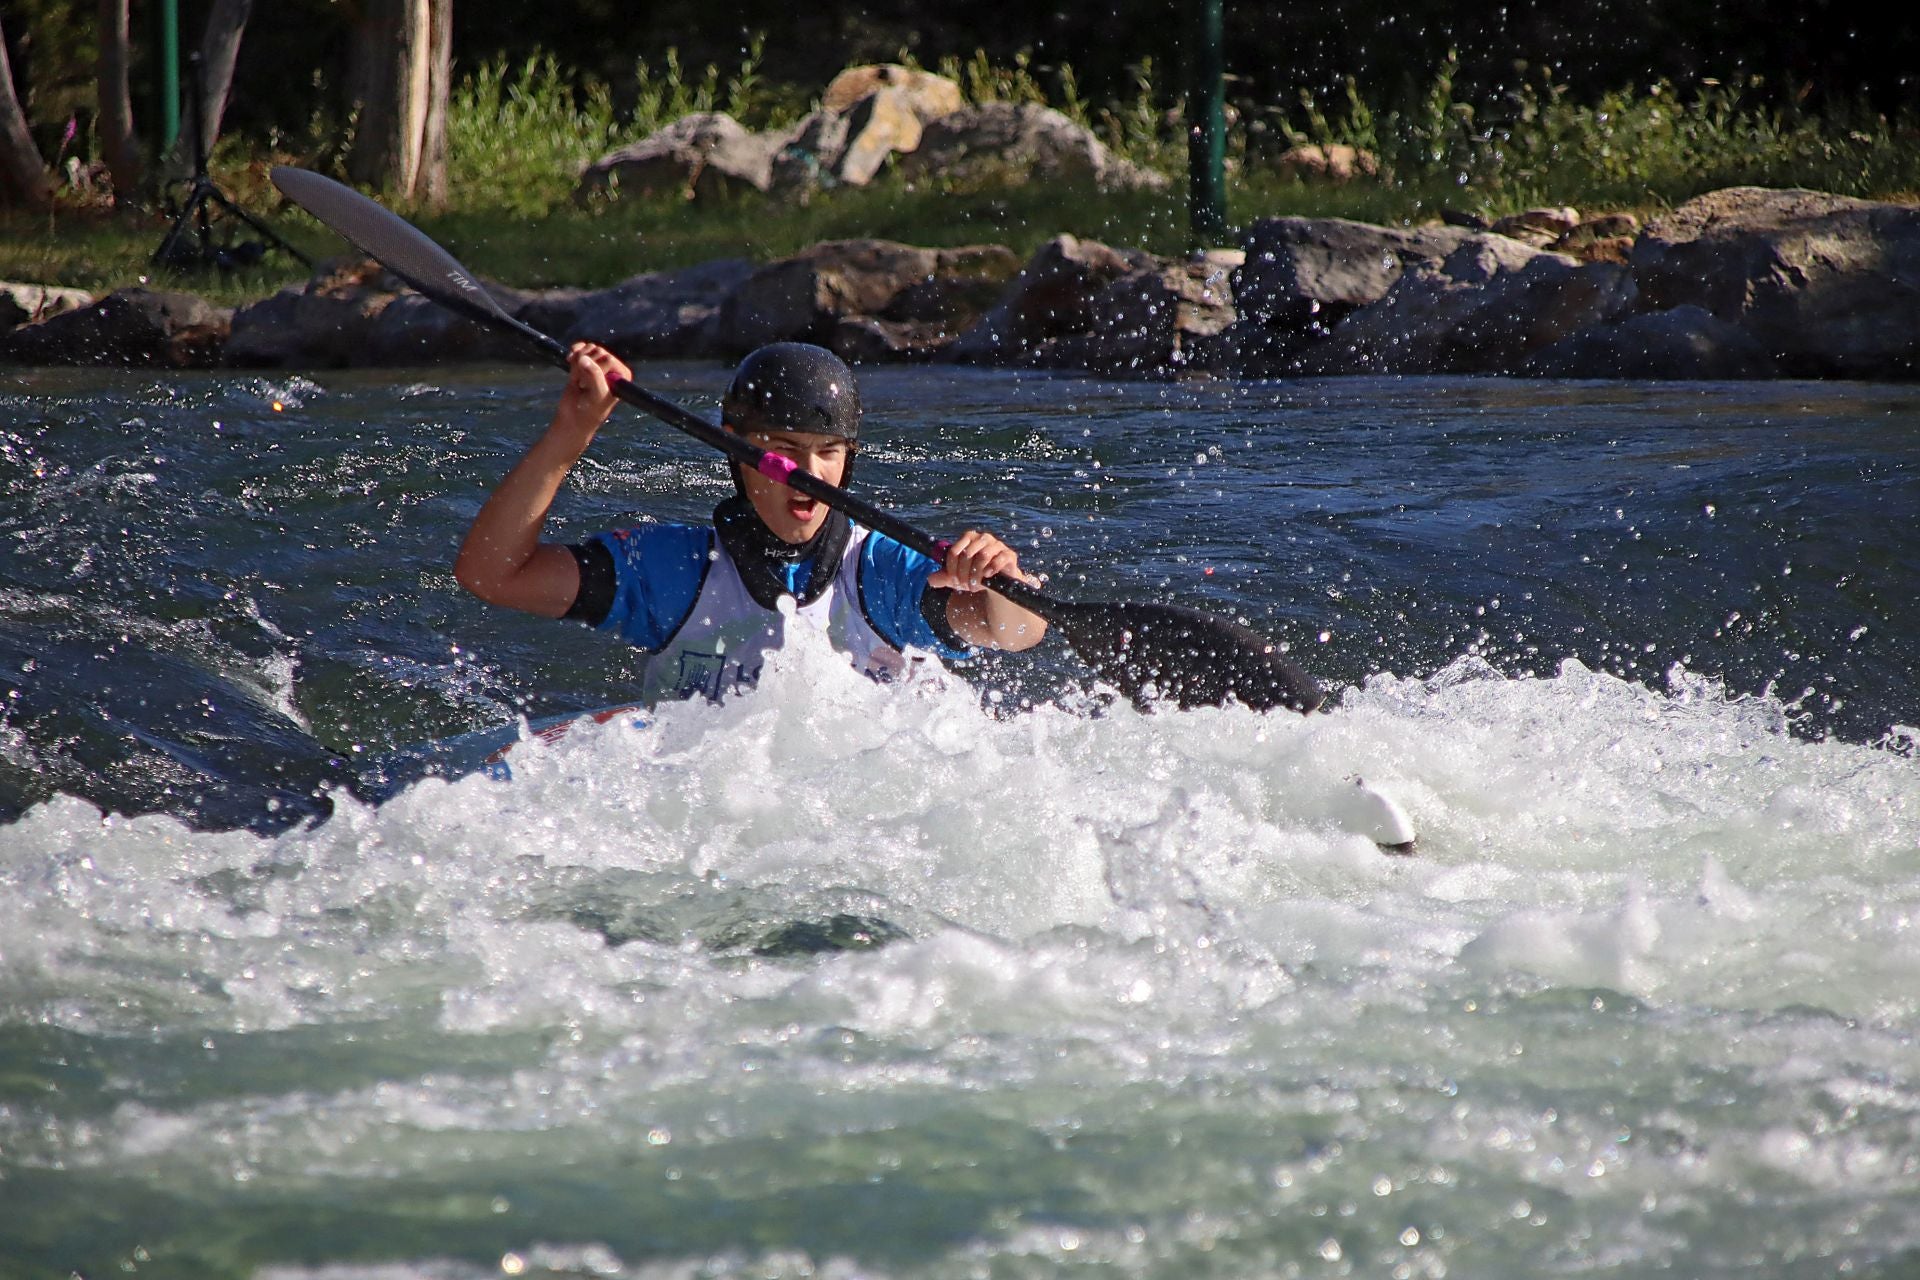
[552,342,632,446]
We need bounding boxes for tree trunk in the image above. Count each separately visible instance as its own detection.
[97,0,142,197]
[0,17,51,211]
[417,0,451,208]
[195,0,253,152]
[346,0,451,206]
[160,0,252,180]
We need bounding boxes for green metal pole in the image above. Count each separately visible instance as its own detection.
[1187,0,1227,244]
[154,0,181,157]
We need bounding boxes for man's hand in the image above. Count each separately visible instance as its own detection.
[929,529,1034,592]
[551,342,631,447]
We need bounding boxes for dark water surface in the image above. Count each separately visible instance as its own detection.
[2,365,1917,1280]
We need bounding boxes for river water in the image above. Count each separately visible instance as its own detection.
[1,364,1916,1278]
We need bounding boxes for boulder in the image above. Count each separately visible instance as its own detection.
[225,259,400,367]
[1524,304,1778,380]
[770,88,928,195]
[835,87,928,185]
[769,109,852,196]
[520,258,756,358]
[899,102,1168,192]
[821,65,964,121]
[577,112,783,202]
[1232,217,1484,331]
[1038,250,1244,376]
[1,282,94,329]
[710,239,1020,357]
[1271,144,1382,184]
[1304,238,1636,375]
[1492,206,1581,248]
[0,288,229,367]
[942,235,1153,364]
[1552,212,1640,263]
[363,292,533,366]
[1630,186,1920,378]
[827,316,965,362]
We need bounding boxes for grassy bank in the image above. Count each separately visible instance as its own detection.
[5,50,1917,306]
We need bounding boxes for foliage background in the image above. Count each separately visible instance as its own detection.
[6,0,1918,154]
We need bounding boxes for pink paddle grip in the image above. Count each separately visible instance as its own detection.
[756,452,799,484]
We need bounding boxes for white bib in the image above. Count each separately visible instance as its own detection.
[638,527,911,704]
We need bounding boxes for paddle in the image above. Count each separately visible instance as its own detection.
[270,165,1323,713]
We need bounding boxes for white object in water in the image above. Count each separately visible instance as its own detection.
[1334,776,1419,855]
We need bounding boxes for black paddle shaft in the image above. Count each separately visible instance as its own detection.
[270,166,1323,712]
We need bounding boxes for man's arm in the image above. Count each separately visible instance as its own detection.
[933,529,1049,652]
[453,343,630,618]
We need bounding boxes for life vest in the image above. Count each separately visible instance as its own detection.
[639,526,919,704]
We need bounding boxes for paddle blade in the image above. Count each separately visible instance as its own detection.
[1043,598,1324,713]
[270,166,535,342]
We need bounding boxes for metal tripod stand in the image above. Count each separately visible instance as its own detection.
[151,53,312,271]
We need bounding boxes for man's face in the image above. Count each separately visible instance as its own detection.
[736,429,852,544]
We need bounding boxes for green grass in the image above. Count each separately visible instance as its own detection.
[4,49,1916,305]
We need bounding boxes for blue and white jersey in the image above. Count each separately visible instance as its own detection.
[585,522,968,704]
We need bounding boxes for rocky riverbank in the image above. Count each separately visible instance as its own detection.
[5,185,1917,381]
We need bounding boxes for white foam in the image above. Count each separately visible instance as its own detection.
[7,645,1920,1214]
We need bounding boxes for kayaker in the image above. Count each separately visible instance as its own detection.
[454,340,1048,703]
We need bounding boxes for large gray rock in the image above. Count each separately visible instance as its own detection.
[363,292,532,366]
[772,87,934,196]
[942,235,1153,365]
[0,288,229,367]
[899,103,1168,192]
[768,110,851,196]
[225,260,399,367]
[227,258,540,367]
[577,112,784,202]
[833,87,928,185]
[1524,304,1778,380]
[1304,238,1636,375]
[1037,250,1243,376]
[1,282,93,329]
[1491,206,1581,248]
[1631,186,1920,378]
[520,258,756,359]
[821,65,964,120]
[1268,144,1382,184]
[1232,217,1483,330]
[712,239,1019,359]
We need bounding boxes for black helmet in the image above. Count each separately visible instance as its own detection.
[722,343,861,441]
